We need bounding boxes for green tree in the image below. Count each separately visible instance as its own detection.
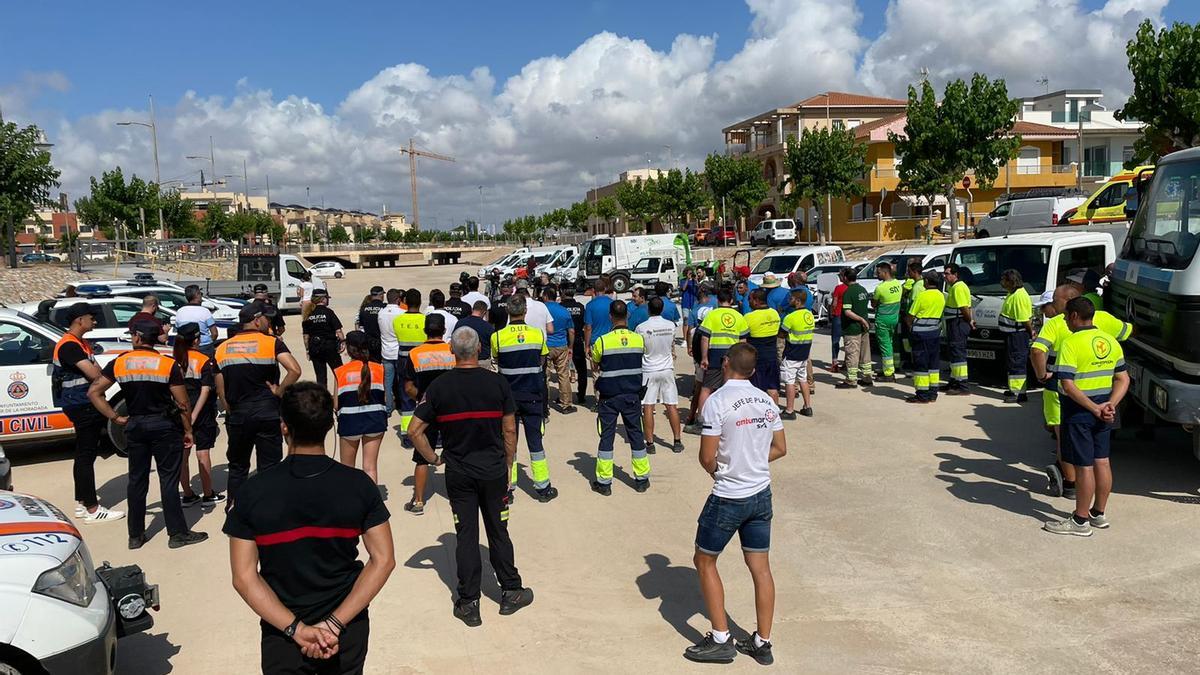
[159,191,199,238]
[567,201,593,230]
[1118,19,1200,165]
[270,223,287,245]
[383,225,404,243]
[1,119,61,267]
[201,207,230,240]
[74,167,160,240]
[617,178,655,232]
[889,75,1021,243]
[59,230,79,257]
[680,169,709,226]
[780,127,869,243]
[594,196,619,227]
[328,226,350,244]
[704,153,769,229]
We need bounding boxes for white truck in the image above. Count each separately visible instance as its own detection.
[1107,149,1200,457]
[581,234,690,293]
[196,251,314,313]
[947,231,1117,366]
[0,490,158,674]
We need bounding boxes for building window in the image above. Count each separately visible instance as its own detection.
[1122,145,1135,163]
[1017,146,1041,174]
[832,119,845,130]
[846,119,862,128]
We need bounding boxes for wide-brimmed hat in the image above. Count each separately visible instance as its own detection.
[761,273,781,288]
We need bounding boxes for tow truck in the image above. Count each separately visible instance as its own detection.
[0,490,158,674]
[1107,148,1200,458]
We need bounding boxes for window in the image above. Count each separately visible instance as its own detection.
[0,322,54,367]
[1017,147,1041,174]
[751,255,800,275]
[662,258,674,271]
[847,119,862,128]
[632,258,658,274]
[1055,245,1107,285]
[832,120,845,130]
[951,245,1051,296]
[1092,182,1129,209]
[798,255,816,272]
[990,203,1011,217]
[1126,161,1200,269]
[110,303,143,326]
[1122,146,1135,164]
[284,259,306,278]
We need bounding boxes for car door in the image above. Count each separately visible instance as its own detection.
[981,202,1011,235]
[0,318,66,439]
[283,258,307,305]
[1081,181,1130,223]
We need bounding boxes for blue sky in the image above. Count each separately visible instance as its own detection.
[0,1,1192,225]
[7,0,1187,121]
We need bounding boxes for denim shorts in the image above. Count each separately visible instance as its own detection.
[695,487,773,555]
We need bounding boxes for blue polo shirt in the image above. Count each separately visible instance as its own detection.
[584,295,614,344]
[628,301,650,330]
[661,299,681,324]
[768,285,793,318]
[545,301,572,348]
[688,297,717,328]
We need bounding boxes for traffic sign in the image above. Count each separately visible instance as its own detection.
[962,176,972,189]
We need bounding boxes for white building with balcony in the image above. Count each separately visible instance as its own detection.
[1019,89,1145,180]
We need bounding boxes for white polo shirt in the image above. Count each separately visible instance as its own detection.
[377,303,405,360]
[462,291,490,309]
[517,296,553,336]
[636,315,676,373]
[700,379,782,499]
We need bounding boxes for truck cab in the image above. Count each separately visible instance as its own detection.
[948,232,1116,365]
[582,234,690,292]
[1107,148,1200,456]
[627,255,680,290]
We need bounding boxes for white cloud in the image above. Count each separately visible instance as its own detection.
[859,0,1167,101]
[1,0,1169,228]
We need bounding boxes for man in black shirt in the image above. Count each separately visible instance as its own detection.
[303,289,345,389]
[456,301,495,369]
[408,327,534,628]
[226,382,395,674]
[357,285,387,361]
[558,285,588,405]
[254,284,288,337]
[444,282,472,320]
[89,320,208,550]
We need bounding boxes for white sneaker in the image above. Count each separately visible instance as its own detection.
[82,506,126,523]
[75,504,86,518]
[1089,513,1110,529]
[1043,516,1092,537]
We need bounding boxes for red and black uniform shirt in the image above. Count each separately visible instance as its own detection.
[413,368,515,481]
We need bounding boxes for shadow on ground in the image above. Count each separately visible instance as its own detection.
[635,553,746,645]
[404,532,501,603]
[114,631,181,675]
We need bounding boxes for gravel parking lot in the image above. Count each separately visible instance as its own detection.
[8,261,1200,673]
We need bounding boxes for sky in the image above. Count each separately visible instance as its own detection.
[2,0,1194,229]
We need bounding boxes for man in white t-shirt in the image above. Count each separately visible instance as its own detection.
[174,285,219,356]
[377,288,406,416]
[636,296,682,454]
[462,275,490,310]
[684,343,786,667]
[514,280,553,336]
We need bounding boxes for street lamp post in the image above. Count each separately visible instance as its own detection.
[116,94,165,239]
[477,185,486,240]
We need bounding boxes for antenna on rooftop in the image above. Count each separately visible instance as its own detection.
[1036,76,1049,94]
[918,66,930,82]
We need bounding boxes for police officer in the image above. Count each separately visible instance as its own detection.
[253,284,287,337]
[391,289,427,446]
[88,320,208,549]
[491,295,560,503]
[444,282,472,320]
[1042,297,1129,537]
[357,285,387,361]
[558,284,589,406]
[905,271,946,404]
[303,289,345,389]
[942,263,975,395]
[591,300,650,496]
[871,262,903,381]
[215,302,303,506]
[403,314,456,515]
[53,303,125,523]
[998,269,1034,402]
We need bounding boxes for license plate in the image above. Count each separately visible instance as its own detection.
[966,349,995,360]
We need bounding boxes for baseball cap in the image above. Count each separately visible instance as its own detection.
[238,302,266,323]
[311,288,329,300]
[65,302,97,323]
[252,283,269,294]
[449,282,463,293]
[129,319,162,340]
[1036,290,1055,307]
[370,285,384,295]
[176,322,201,341]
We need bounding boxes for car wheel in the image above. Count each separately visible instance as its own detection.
[335,272,343,278]
[611,274,630,294]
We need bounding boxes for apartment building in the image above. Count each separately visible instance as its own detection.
[1018,89,1144,182]
[584,167,667,235]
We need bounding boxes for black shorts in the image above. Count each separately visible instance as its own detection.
[750,358,780,392]
[192,423,219,451]
[411,426,441,465]
[261,611,368,675]
[1063,417,1111,467]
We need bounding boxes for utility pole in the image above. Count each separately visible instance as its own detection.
[116,95,165,238]
[242,158,249,211]
[477,185,486,239]
[399,138,455,230]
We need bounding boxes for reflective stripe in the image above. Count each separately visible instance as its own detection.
[598,368,644,379]
[1056,364,1078,374]
[337,383,385,395]
[912,318,941,333]
[704,331,742,341]
[499,366,542,375]
[497,342,544,352]
[117,373,171,383]
[1034,336,1052,348]
[339,404,386,414]
[1117,324,1131,341]
[218,355,276,366]
[1075,368,1115,379]
[60,376,88,388]
[1077,387,1113,396]
[598,346,642,355]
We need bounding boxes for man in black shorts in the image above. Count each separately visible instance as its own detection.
[226,382,395,674]
[407,326,534,628]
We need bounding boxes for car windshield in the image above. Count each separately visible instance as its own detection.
[1125,160,1200,270]
[631,258,658,274]
[586,239,613,258]
[950,245,1051,296]
[752,255,799,274]
[860,254,916,279]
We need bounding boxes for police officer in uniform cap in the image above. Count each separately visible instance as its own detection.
[357,285,387,361]
[303,288,345,389]
[444,282,472,321]
[88,320,208,549]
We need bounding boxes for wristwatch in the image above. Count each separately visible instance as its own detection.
[284,618,301,639]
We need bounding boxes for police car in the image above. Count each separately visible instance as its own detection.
[0,490,157,674]
[0,308,121,445]
[15,296,230,345]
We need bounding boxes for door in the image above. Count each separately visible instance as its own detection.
[982,202,1011,235]
[1009,200,1049,230]
[0,319,64,439]
[1053,244,1108,291]
[798,254,815,273]
[1082,181,1131,223]
[283,258,307,305]
[659,257,675,285]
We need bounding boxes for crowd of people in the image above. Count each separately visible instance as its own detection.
[46,253,1133,670]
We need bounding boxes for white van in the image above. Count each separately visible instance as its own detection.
[479,248,530,278]
[748,245,844,287]
[948,231,1116,361]
[534,245,579,280]
[975,195,1087,238]
[750,219,798,247]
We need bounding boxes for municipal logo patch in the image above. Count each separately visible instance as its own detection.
[1092,335,1111,360]
[720,313,736,328]
[621,337,628,346]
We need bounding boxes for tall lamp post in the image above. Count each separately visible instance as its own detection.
[116,94,164,239]
[477,185,487,240]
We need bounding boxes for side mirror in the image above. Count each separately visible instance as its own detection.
[1123,187,1139,221]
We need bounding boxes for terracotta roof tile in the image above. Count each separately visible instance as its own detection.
[1011,120,1078,138]
[793,91,908,108]
[854,112,908,139]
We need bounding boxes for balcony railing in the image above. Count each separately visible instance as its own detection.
[873,167,899,177]
[1050,110,1093,124]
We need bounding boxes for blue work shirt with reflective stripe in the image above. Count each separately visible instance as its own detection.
[591,328,644,397]
[491,322,548,398]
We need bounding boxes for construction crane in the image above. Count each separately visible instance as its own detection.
[399,138,455,230]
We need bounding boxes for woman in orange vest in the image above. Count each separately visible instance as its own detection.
[174,322,225,506]
[334,331,387,483]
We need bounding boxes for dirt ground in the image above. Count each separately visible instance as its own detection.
[8,261,1200,674]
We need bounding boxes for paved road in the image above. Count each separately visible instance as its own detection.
[8,262,1200,673]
